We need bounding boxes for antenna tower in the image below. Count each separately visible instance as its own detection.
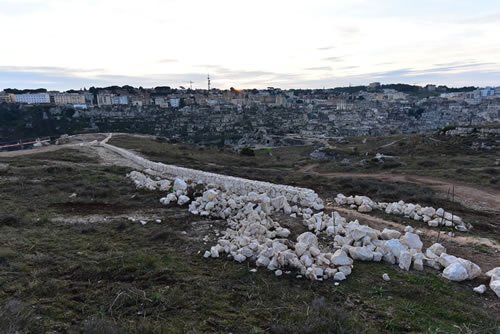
[207,74,211,91]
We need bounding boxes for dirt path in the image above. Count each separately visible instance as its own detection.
[0,144,72,158]
[329,206,500,271]
[300,164,500,212]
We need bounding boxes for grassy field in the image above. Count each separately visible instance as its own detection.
[317,133,500,187]
[0,143,499,333]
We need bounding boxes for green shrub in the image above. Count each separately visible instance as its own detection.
[240,147,255,156]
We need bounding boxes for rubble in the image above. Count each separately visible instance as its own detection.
[334,193,470,231]
[122,147,490,296]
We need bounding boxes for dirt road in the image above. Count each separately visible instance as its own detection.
[300,164,500,212]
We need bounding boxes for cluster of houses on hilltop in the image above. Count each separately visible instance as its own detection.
[1,84,500,111]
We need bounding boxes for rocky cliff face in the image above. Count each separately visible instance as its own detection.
[0,99,498,143]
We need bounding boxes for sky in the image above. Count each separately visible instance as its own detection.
[1,0,500,90]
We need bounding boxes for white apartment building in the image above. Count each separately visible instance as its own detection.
[14,93,51,104]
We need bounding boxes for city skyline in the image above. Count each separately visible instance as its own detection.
[1,0,500,90]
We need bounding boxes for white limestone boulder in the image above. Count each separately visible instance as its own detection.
[173,178,188,192]
[348,247,374,261]
[473,285,487,294]
[381,228,401,240]
[177,195,191,206]
[443,262,468,281]
[358,204,372,213]
[401,232,423,250]
[331,249,353,266]
[428,243,446,257]
[296,232,318,248]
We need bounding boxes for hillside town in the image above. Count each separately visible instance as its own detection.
[1,83,499,145]
[1,83,499,109]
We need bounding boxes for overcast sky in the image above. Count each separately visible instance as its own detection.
[1,0,499,90]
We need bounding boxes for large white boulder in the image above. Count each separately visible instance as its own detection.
[203,189,218,202]
[381,228,401,240]
[331,249,353,266]
[335,194,347,205]
[296,232,318,248]
[173,178,188,191]
[438,253,458,268]
[358,204,372,213]
[294,242,308,257]
[383,239,407,259]
[334,272,346,281]
[428,243,446,256]
[486,267,500,280]
[398,250,412,271]
[177,195,190,206]
[401,232,423,250]
[349,247,374,261]
[421,207,436,217]
[490,279,500,298]
[457,259,481,279]
[443,262,469,281]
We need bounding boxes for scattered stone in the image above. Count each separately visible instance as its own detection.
[381,228,401,240]
[443,262,468,281]
[177,195,190,206]
[334,272,346,281]
[473,285,487,294]
[382,273,390,281]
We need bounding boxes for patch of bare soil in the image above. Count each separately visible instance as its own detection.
[49,202,135,215]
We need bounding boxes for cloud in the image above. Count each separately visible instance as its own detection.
[304,66,332,71]
[317,46,335,51]
[458,13,500,24]
[0,65,103,74]
[158,59,178,63]
[323,56,344,62]
[337,65,359,70]
[0,0,48,16]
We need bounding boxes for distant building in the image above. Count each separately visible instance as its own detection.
[83,92,95,106]
[154,96,168,105]
[426,84,436,91]
[170,98,181,108]
[0,92,14,103]
[479,87,495,97]
[14,93,50,104]
[369,82,380,88]
[111,95,129,105]
[97,94,113,106]
[52,93,85,105]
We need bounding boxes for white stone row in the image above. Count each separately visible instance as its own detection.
[334,194,469,231]
[103,142,323,210]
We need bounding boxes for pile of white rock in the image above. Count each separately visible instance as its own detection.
[334,194,469,232]
[127,171,172,191]
[122,159,495,296]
